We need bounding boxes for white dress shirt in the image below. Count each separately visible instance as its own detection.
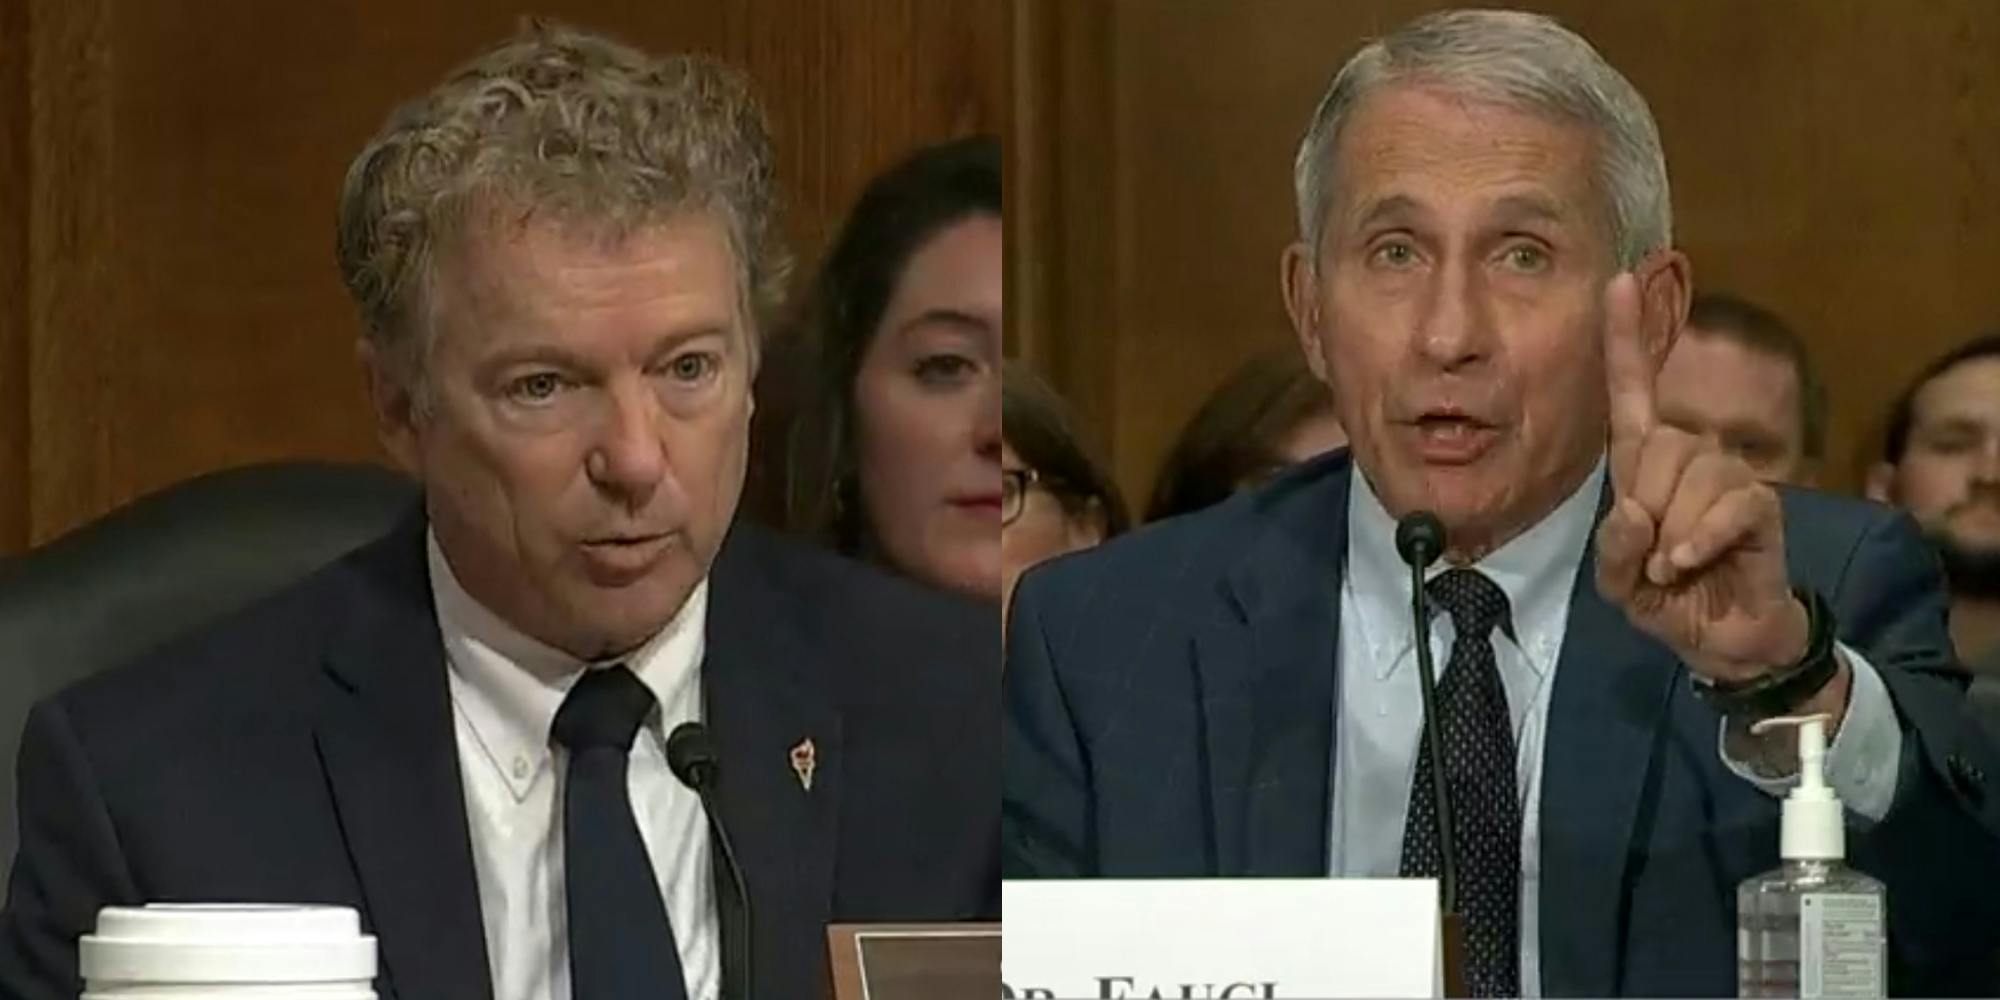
[429,532,719,1000]
[1330,458,1902,997]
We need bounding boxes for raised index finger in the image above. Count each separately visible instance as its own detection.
[1603,271,1655,490]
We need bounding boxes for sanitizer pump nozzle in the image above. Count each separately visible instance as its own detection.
[1750,713,1843,861]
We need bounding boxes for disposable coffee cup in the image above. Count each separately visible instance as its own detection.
[81,904,377,999]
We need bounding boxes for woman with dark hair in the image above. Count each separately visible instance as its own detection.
[1002,361,1127,621]
[785,136,1003,602]
[1145,347,1345,522]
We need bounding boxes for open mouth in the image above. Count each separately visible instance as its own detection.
[1403,411,1500,464]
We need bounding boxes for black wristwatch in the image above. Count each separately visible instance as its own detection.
[1691,587,1840,719]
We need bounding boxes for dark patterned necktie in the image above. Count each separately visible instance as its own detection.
[551,664,690,1000]
[1399,568,1520,998]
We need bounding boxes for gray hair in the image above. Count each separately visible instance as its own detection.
[1292,8,1670,269]
[335,21,790,397]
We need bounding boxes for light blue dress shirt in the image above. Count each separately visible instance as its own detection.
[1330,458,1903,997]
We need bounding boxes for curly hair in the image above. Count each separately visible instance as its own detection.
[334,20,791,395]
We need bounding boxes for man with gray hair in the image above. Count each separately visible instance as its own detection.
[0,24,996,1000]
[1006,9,2000,996]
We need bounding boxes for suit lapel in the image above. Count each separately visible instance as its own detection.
[1537,486,1682,997]
[704,530,842,1000]
[313,515,492,1000]
[1198,460,1350,876]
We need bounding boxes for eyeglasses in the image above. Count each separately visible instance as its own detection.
[1002,468,1040,527]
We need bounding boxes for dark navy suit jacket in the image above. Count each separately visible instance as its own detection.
[1005,451,2000,996]
[0,515,998,1000]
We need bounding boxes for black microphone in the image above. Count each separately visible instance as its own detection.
[1394,511,1459,921]
[668,722,753,1000]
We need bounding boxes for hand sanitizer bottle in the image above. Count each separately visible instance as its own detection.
[1737,713,1887,998]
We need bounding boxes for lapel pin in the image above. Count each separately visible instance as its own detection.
[789,737,817,792]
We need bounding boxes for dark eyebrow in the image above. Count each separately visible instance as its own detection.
[897,308,992,338]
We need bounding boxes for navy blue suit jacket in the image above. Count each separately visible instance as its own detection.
[0,515,998,1000]
[1005,452,2000,996]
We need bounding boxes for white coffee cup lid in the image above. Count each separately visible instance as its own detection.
[82,904,376,985]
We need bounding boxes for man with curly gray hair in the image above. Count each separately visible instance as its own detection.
[0,24,997,1000]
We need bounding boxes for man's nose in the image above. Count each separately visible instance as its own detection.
[587,381,668,508]
[1413,258,1495,371]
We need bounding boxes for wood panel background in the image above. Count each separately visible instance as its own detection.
[1011,0,2000,509]
[0,0,1003,554]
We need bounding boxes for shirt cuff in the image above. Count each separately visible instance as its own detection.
[1718,642,1902,821]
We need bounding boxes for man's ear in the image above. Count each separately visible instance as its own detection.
[357,338,423,477]
[1634,248,1693,367]
[1864,462,1898,504]
[1281,242,1329,383]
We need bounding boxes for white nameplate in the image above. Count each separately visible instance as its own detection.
[1002,878,1440,999]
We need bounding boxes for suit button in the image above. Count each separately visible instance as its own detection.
[1948,754,1986,803]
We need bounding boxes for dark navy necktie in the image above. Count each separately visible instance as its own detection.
[551,664,690,1000]
[1399,568,1521,998]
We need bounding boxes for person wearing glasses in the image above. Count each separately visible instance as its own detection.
[783,137,1003,605]
[1001,362,1128,624]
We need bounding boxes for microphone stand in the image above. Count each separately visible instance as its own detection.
[669,723,754,1000]
[1398,513,1466,998]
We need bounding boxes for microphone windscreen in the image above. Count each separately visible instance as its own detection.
[1394,510,1447,569]
[666,721,719,790]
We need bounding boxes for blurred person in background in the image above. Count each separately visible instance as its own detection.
[1145,347,1345,521]
[785,137,1003,604]
[1867,335,2000,675]
[1001,361,1128,624]
[1655,292,1825,485]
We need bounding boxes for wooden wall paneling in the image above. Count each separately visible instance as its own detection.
[6,0,1002,553]
[721,0,1006,282]
[1002,0,1039,361]
[26,0,115,547]
[0,0,27,551]
[1006,0,1121,471]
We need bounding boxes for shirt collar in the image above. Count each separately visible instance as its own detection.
[428,528,708,800]
[1345,455,1605,679]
